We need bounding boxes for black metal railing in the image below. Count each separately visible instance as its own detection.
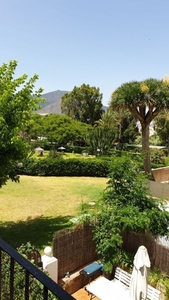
[0,238,75,300]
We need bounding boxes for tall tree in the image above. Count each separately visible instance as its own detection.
[0,60,43,187]
[61,83,104,125]
[109,78,169,172]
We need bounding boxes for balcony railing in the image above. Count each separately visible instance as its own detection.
[0,238,75,300]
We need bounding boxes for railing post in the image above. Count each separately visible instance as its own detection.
[43,286,48,300]
[25,270,29,300]
[10,257,14,300]
[0,239,75,300]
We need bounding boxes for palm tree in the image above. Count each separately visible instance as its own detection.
[110,78,169,172]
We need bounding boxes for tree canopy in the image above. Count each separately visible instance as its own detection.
[25,113,91,146]
[109,78,169,172]
[61,83,104,125]
[0,60,43,187]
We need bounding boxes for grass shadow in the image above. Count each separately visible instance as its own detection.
[0,215,74,251]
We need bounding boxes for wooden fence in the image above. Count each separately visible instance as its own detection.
[122,231,169,274]
[53,223,169,279]
[53,223,98,279]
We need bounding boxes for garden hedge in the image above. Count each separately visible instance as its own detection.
[16,157,111,177]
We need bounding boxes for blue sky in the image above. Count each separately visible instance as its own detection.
[1,0,169,106]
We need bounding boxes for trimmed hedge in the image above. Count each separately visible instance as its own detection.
[16,157,111,177]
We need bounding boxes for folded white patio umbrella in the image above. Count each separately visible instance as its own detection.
[129,245,151,300]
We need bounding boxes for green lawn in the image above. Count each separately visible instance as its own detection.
[0,176,107,251]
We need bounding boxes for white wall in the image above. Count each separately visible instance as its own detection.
[148,181,169,200]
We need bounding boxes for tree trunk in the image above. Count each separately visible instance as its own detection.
[141,123,151,173]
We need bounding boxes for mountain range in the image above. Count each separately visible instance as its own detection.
[37,90,108,114]
[37,90,68,115]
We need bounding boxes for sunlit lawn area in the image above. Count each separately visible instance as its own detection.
[0,175,107,251]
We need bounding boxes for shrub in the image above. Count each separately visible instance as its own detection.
[150,149,166,165]
[165,157,169,166]
[16,157,110,177]
[91,156,169,272]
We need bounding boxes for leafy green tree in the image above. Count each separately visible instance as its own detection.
[43,114,90,146]
[25,114,91,147]
[61,83,104,125]
[109,78,169,172]
[0,60,43,187]
[91,156,169,269]
[25,113,45,140]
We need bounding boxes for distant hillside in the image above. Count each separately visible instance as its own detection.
[37,90,69,114]
[37,90,108,115]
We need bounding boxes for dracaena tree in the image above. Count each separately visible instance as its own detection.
[0,60,44,187]
[109,78,169,172]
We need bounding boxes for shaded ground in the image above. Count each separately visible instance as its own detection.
[0,215,73,250]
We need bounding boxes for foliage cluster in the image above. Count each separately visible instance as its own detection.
[15,157,111,177]
[149,133,162,146]
[26,111,139,156]
[91,157,169,272]
[0,60,44,188]
[15,148,167,180]
[86,125,116,156]
[150,148,166,166]
[148,268,169,300]
[97,109,139,147]
[165,157,169,166]
[154,110,169,155]
[26,113,90,148]
[61,83,104,125]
